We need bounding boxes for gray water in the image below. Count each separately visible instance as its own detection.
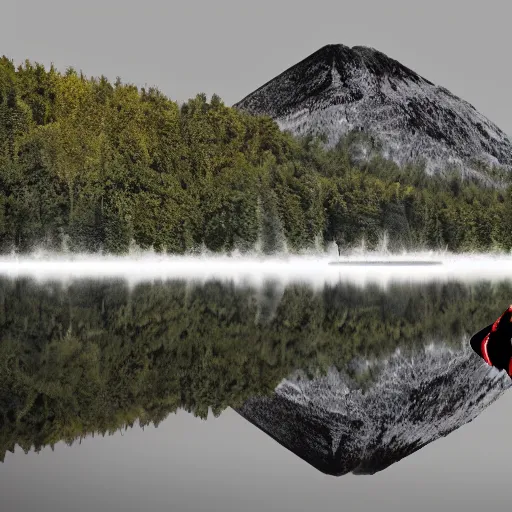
[0,264,511,511]
[3,402,512,512]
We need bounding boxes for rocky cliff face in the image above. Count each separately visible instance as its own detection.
[237,346,510,475]
[235,45,512,181]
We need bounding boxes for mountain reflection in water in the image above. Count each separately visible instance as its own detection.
[238,349,508,475]
[0,277,510,473]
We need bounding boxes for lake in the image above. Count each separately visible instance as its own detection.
[0,255,511,511]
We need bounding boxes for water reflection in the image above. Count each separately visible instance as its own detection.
[238,349,508,475]
[0,277,510,472]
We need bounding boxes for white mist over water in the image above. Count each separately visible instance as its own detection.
[0,250,512,287]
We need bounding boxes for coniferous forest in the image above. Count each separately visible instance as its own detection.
[1,56,512,254]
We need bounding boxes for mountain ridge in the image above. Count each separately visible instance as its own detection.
[234,44,512,181]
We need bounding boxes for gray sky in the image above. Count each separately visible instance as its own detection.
[2,0,511,134]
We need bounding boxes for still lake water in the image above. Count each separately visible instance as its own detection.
[1,255,512,511]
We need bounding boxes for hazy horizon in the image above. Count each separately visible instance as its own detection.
[2,252,512,287]
[2,0,511,135]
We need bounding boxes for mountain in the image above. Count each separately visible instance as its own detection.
[234,45,512,180]
[237,346,510,476]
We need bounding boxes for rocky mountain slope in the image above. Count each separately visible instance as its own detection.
[234,45,512,181]
[237,346,510,475]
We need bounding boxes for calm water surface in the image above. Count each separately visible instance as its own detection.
[0,266,511,511]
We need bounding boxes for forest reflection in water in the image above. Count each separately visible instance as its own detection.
[0,276,510,474]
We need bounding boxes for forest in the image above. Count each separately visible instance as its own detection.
[0,277,510,460]
[1,56,512,254]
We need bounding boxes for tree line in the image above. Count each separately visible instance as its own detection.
[1,56,512,254]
